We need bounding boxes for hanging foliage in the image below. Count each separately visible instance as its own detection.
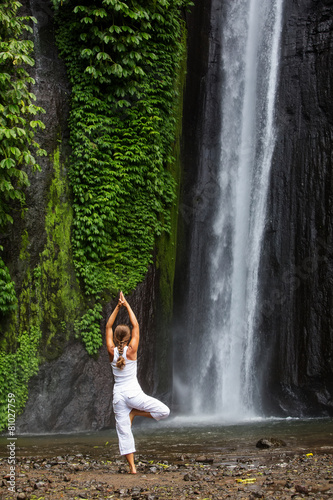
[0,1,46,315]
[52,0,192,353]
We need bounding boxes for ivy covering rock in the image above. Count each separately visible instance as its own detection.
[52,0,192,353]
[0,1,46,315]
[0,1,46,431]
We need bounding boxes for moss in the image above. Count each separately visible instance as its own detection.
[155,24,188,394]
[19,230,29,262]
[0,145,84,429]
[32,147,84,360]
[13,148,82,357]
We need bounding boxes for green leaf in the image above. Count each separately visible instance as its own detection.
[0,158,16,169]
[81,17,93,24]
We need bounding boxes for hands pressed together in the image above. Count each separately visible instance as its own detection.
[118,291,126,308]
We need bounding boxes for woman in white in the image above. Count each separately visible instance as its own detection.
[106,291,170,473]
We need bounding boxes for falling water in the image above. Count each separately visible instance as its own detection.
[174,0,283,419]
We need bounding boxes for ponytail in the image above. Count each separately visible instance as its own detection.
[114,325,131,370]
[116,340,126,370]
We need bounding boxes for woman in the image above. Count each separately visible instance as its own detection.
[106,291,170,474]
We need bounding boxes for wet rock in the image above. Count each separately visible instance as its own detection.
[249,492,264,499]
[131,486,142,499]
[17,494,27,500]
[256,438,286,449]
[23,486,34,493]
[183,472,202,482]
[96,483,107,491]
[195,455,214,463]
[258,0,333,417]
[166,465,178,471]
[33,481,46,489]
[295,484,309,494]
[118,488,128,497]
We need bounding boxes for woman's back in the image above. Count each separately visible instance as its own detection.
[111,346,139,391]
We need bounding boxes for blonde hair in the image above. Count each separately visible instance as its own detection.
[114,324,131,370]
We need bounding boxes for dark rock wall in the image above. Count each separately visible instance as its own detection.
[257,0,333,416]
[15,342,114,433]
[8,0,70,275]
[173,0,222,400]
[16,267,158,433]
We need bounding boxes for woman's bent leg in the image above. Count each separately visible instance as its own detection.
[130,409,153,425]
[129,392,170,421]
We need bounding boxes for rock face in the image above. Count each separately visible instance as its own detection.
[256,0,333,416]
[173,0,223,409]
[8,0,70,274]
[15,267,159,433]
[15,342,114,433]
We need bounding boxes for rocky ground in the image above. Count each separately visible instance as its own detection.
[0,444,333,500]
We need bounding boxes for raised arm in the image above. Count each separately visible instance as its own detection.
[105,296,122,361]
[120,291,140,359]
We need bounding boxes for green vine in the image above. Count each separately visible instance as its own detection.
[0,0,46,315]
[0,252,17,314]
[0,1,47,431]
[0,147,84,431]
[52,0,192,352]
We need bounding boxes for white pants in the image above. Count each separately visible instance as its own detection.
[113,390,170,455]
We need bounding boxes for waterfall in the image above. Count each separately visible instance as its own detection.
[174,0,283,420]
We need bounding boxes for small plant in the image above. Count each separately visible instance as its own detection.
[0,326,42,431]
[0,254,17,314]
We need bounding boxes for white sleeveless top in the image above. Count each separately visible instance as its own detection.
[111,346,141,402]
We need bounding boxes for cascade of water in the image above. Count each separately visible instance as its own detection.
[174,0,283,420]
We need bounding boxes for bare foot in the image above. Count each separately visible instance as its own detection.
[125,452,136,474]
[129,408,152,427]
